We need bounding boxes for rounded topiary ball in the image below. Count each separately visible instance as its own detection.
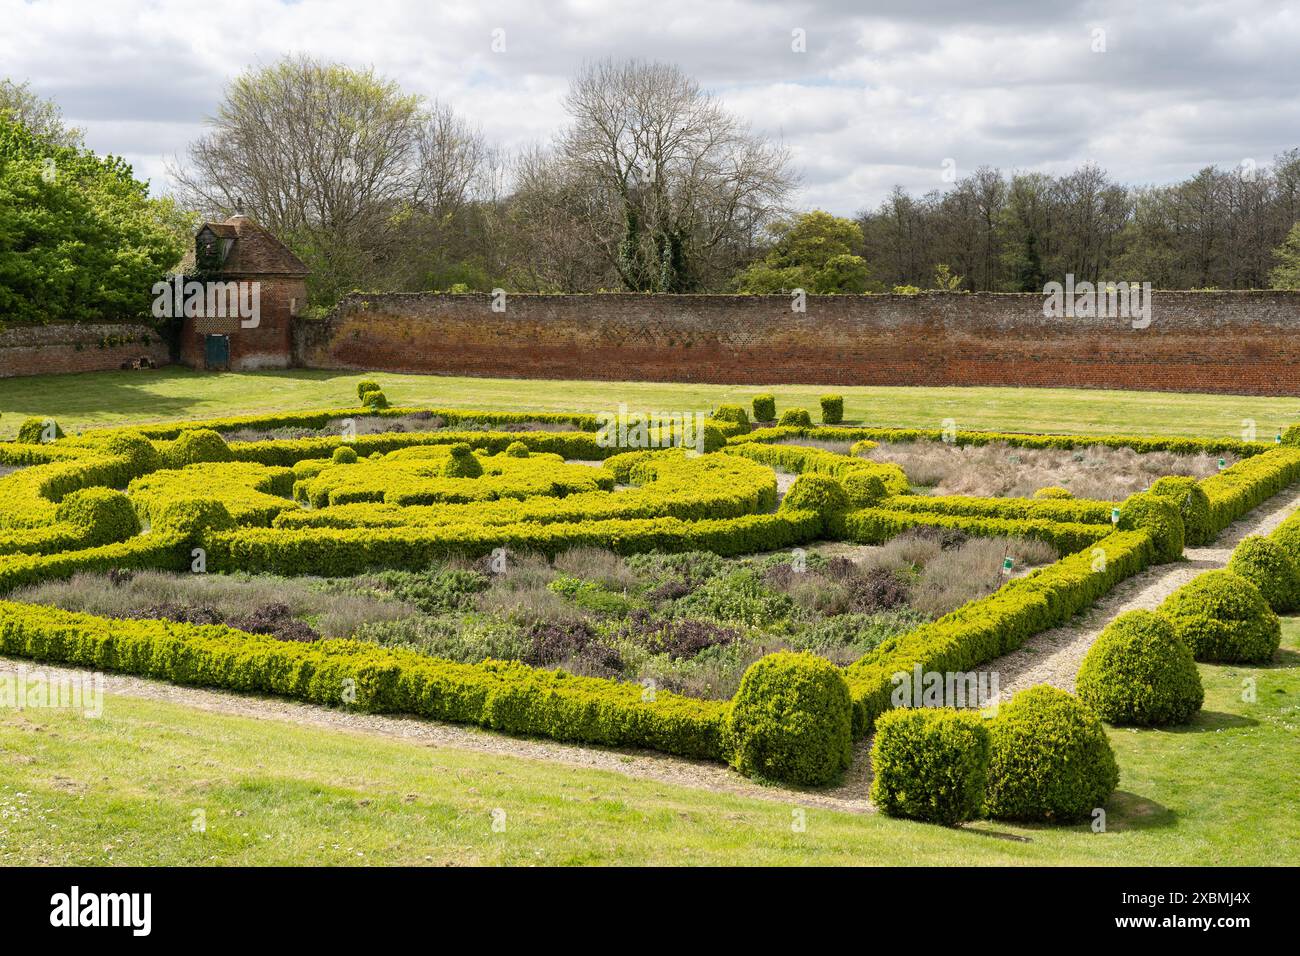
[151,497,235,543]
[780,474,849,515]
[356,380,380,401]
[101,432,161,479]
[725,651,853,787]
[984,685,1119,823]
[712,404,750,427]
[505,441,530,458]
[1149,476,1213,547]
[842,470,887,507]
[361,389,389,410]
[55,488,140,546]
[1158,569,1281,663]
[331,445,359,465]
[1118,492,1185,563]
[1076,610,1203,726]
[1226,535,1300,613]
[870,708,990,825]
[1033,486,1073,500]
[778,408,813,428]
[16,417,64,444]
[167,429,233,468]
[443,443,483,478]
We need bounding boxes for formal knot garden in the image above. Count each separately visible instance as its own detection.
[3,384,1299,827]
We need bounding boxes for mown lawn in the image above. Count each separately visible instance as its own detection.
[1,623,1295,866]
[1,367,1296,440]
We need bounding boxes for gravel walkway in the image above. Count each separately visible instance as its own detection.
[985,483,1300,701]
[0,655,874,814]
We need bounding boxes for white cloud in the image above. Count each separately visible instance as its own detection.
[2,0,1296,214]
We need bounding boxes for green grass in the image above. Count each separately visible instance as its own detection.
[1,367,1296,440]
[1,623,1295,865]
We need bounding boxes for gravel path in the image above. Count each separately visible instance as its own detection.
[986,483,1300,700]
[0,655,875,815]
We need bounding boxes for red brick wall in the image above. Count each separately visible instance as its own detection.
[179,277,306,371]
[294,290,1300,396]
[0,323,169,378]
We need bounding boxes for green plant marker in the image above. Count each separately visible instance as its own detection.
[1001,556,1014,574]
[1218,458,1226,470]
[1111,507,1121,525]
[1276,433,1283,444]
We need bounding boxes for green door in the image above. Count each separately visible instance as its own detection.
[204,334,230,370]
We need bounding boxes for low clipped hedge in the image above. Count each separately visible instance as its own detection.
[1075,610,1203,726]
[725,652,853,787]
[0,600,729,761]
[1158,569,1281,663]
[1226,535,1300,613]
[845,530,1155,734]
[984,686,1119,823]
[1198,448,1300,536]
[870,708,990,825]
[161,428,233,469]
[16,417,64,444]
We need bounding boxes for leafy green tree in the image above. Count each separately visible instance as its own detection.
[1269,222,1300,289]
[931,263,964,291]
[735,210,872,293]
[0,114,190,328]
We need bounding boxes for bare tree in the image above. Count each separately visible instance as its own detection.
[553,58,795,291]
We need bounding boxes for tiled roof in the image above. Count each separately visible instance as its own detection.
[180,215,310,277]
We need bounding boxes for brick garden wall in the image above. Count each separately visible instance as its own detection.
[0,323,169,378]
[294,291,1300,396]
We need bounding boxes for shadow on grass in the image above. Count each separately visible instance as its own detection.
[1162,710,1258,733]
[1103,791,1177,831]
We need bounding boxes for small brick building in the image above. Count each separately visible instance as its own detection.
[179,215,309,371]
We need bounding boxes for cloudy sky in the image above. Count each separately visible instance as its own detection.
[3,0,1297,214]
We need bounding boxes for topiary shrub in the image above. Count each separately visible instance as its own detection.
[1158,569,1281,663]
[842,471,887,508]
[16,417,64,443]
[699,424,726,454]
[356,380,381,401]
[331,446,359,465]
[725,651,853,786]
[443,443,483,478]
[361,389,389,410]
[164,429,233,468]
[1075,610,1203,726]
[150,497,236,544]
[712,404,750,427]
[55,488,140,546]
[870,708,990,825]
[1118,492,1184,563]
[752,394,776,422]
[1149,475,1213,547]
[101,433,161,479]
[780,474,848,516]
[819,394,844,425]
[1226,535,1300,613]
[984,685,1119,823]
[505,441,530,458]
[1033,486,1073,500]
[778,408,813,428]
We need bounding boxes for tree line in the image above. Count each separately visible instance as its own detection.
[3,60,1300,329]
